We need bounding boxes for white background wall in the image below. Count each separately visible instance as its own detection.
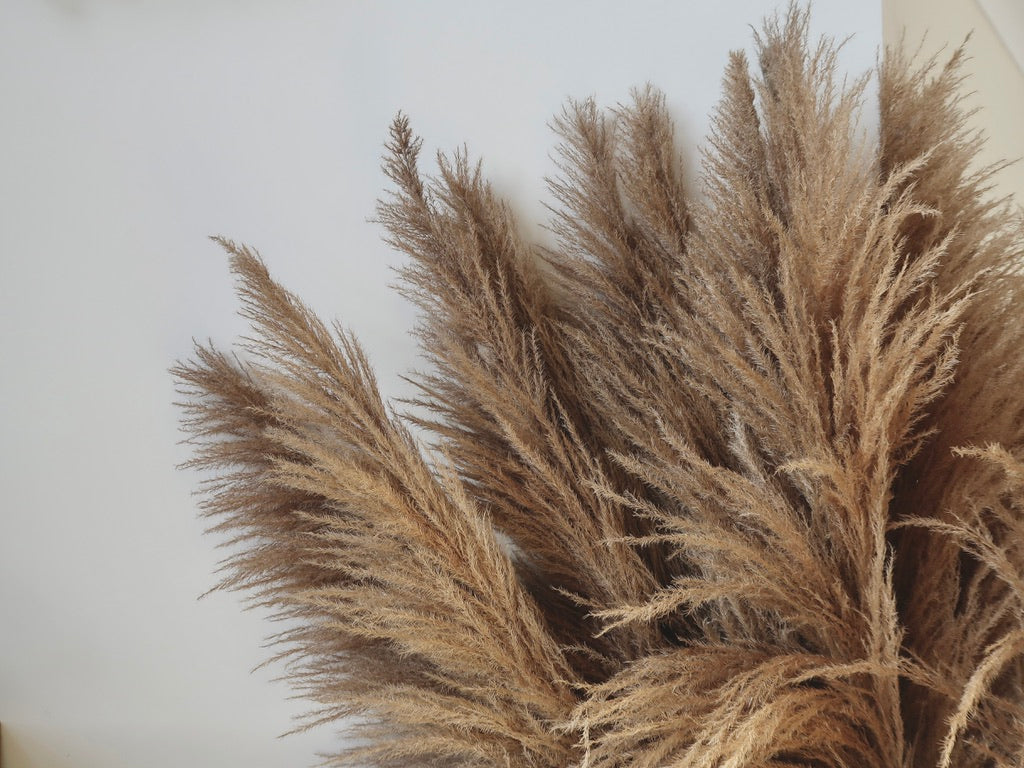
[2,3,880,766]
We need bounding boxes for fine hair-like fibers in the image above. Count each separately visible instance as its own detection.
[174,6,1024,766]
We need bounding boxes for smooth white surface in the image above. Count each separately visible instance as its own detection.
[979,0,1024,75]
[0,2,879,766]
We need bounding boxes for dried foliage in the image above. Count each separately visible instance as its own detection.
[174,6,1024,767]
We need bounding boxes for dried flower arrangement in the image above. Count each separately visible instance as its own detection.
[174,6,1024,767]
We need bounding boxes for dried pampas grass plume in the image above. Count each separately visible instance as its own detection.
[174,5,1024,767]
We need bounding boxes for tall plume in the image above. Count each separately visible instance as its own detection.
[175,5,1024,766]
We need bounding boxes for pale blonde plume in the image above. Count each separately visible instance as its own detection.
[175,5,1024,766]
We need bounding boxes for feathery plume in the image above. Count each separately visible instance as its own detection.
[175,5,1024,766]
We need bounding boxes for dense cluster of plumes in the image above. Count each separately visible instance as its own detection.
[174,7,1024,767]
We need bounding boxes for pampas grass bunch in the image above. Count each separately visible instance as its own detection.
[174,7,1024,766]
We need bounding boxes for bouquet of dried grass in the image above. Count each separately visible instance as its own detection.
[174,6,1024,767]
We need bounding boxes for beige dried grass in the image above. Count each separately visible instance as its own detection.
[174,5,1024,766]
